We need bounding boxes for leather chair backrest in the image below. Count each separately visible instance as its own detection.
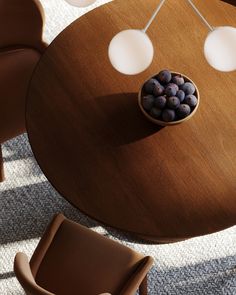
[34,219,146,295]
[15,214,153,295]
[0,0,46,52]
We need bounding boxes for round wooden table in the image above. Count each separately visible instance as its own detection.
[26,0,236,242]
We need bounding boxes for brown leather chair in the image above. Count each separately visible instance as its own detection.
[14,214,154,295]
[0,0,47,181]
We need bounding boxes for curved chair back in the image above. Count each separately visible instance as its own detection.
[14,214,153,295]
[0,0,46,52]
[0,0,47,181]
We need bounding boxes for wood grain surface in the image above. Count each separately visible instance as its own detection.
[26,0,236,242]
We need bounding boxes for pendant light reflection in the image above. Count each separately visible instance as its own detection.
[65,0,96,7]
[204,26,236,72]
[108,29,154,75]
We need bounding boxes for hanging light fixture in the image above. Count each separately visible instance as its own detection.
[64,0,96,8]
[204,26,236,72]
[187,0,236,72]
[108,30,154,75]
[108,0,236,75]
[108,0,166,75]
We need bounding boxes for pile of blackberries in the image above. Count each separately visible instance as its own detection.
[141,70,198,122]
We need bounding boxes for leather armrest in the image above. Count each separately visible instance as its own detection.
[14,252,55,295]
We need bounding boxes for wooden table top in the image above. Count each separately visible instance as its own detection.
[26,0,236,242]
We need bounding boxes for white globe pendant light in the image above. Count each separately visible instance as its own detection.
[204,26,236,72]
[108,30,154,75]
[108,0,166,75]
[108,0,236,75]
[65,0,96,7]
[187,0,236,72]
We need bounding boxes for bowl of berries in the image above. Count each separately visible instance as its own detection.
[138,69,200,126]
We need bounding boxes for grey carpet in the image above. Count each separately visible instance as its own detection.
[1,0,236,294]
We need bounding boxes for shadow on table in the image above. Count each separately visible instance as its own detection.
[221,0,236,7]
[96,93,164,146]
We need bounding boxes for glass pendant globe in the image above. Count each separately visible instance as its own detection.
[204,26,236,72]
[108,29,154,75]
[64,0,96,7]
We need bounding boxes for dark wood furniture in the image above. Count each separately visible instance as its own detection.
[26,0,236,242]
[14,214,153,295]
[0,0,47,181]
[221,0,236,7]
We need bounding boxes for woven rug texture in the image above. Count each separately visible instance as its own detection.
[0,0,236,294]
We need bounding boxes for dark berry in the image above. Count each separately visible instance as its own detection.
[162,109,176,122]
[144,78,160,94]
[150,107,162,118]
[165,83,179,97]
[142,95,154,111]
[176,90,185,102]
[157,70,172,84]
[172,75,185,86]
[170,83,179,92]
[167,96,180,109]
[154,96,166,109]
[184,94,198,107]
[181,82,195,95]
[153,84,164,96]
[176,104,191,119]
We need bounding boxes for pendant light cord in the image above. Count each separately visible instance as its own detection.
[143,0,167,33]
[142,0,214,33]
[187,0,214,31]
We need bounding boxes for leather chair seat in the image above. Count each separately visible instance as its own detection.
[35,219,145,294]
[0,47,41,143]
[14,214,153,295]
